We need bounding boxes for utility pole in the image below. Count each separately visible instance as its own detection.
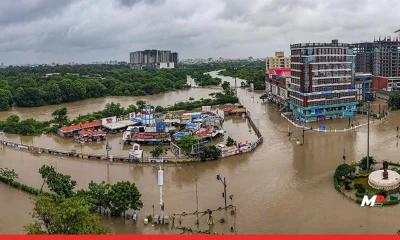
[216,174,227,209]
[106,140,112,163]
[158,166,164,224]
[367,101,370,170]
[195,173,199,225]
[397,126,399,138]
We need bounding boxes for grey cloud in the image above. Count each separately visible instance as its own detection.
[1,0,400,65]
[0,0,78,25]
[117,0,165,8]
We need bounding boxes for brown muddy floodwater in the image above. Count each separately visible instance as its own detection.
[1,72,400,234]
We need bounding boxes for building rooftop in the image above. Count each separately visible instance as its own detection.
[291,40,350,48]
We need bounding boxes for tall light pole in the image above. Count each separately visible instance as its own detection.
[216,174,227,209]
[158,166,164,224]
[106,140,112,163]
[367,101,370,170]
[195,173,199,225]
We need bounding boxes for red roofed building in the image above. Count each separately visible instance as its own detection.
[265,68,291,108]
[57,120,102,137]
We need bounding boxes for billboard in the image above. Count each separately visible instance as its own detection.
[101,116,117,125]
[343,111,354,118]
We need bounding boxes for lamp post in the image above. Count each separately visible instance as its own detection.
[216,174,227,209]
[106,140,112,163]
[367,101,370,170]
[397,126,399,138]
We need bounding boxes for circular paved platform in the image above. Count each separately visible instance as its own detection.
[368,170,400,190]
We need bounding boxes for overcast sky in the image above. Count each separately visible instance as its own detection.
[1,0,400,65]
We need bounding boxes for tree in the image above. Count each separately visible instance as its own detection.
[0,168,19,185]
[41,81,62,105]
[38,165,56,192]
[51,107,68,122]
[24,195,110,235]
[14,87,45,107]
[221,81,230,93]
[46,172,77,198]
[150,142,164,157]
[226,136,237,147]
[6,114,20,123]
[388,91,400,110]
[87,181,110,214]
[136,100,146,111]
[201,146,222,161]
[177,135,200,155]
[0,89,13,111]
[126,104,138,114]
[334,164,355,180]
[155,105,164,113]
[108,181,143,217]
[102,102,125,118]
[359,156,376,170]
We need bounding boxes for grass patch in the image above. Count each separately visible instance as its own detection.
[353,177,399,194]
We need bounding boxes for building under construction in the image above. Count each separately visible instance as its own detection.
[352,36,400,77]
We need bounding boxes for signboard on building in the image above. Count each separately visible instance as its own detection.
[343,111,354,118]
[129,112,136,119]
[101,116,116,125]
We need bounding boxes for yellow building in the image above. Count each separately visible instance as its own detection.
[266,51,291,69]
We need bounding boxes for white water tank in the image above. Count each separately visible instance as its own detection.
[158,169,163,186]
[144,218,149,225]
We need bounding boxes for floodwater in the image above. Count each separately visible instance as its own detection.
[1,72,400,234]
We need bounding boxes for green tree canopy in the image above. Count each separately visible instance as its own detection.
[24,195,110,235]
[52,107,68,122]
[0,89,13,111]
[388,92,400,110]
[46,172,77,198]
[38,165,56,192]
[359,156,376,170]
[177,135,200,155]
[0,167,19,185]
[108,181,143,217]
[334,164,356,180]
[201,146,222,161]
[150,142,164,157]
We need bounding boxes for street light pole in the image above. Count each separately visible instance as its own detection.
[216,174,227,209]
[195,173,199,225]
[367,101,370,170]
[397,126,399,138]
[106,140,112,163]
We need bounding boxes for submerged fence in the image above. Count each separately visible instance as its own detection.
[280,113,383,133]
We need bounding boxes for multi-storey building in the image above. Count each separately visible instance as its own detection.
[265,68,291,107]
[129,50,177,69]
[289,40,359,122]
[266,51,291,69]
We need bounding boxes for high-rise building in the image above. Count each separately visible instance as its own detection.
[289,40,358,122]
[266,51,291,69]
[129,49,177,69]
[352,36,400,77]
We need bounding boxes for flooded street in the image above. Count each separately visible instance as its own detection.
[1,72,400,234]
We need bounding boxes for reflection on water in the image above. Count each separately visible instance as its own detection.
[1,73,400,234]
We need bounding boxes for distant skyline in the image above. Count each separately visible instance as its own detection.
[1,0,400,65]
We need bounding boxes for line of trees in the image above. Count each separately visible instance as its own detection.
[218,61,265,90]
[0,81,237,136]
[0,65,189,110]
[190,72,222,86]
[0,164,143,234]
